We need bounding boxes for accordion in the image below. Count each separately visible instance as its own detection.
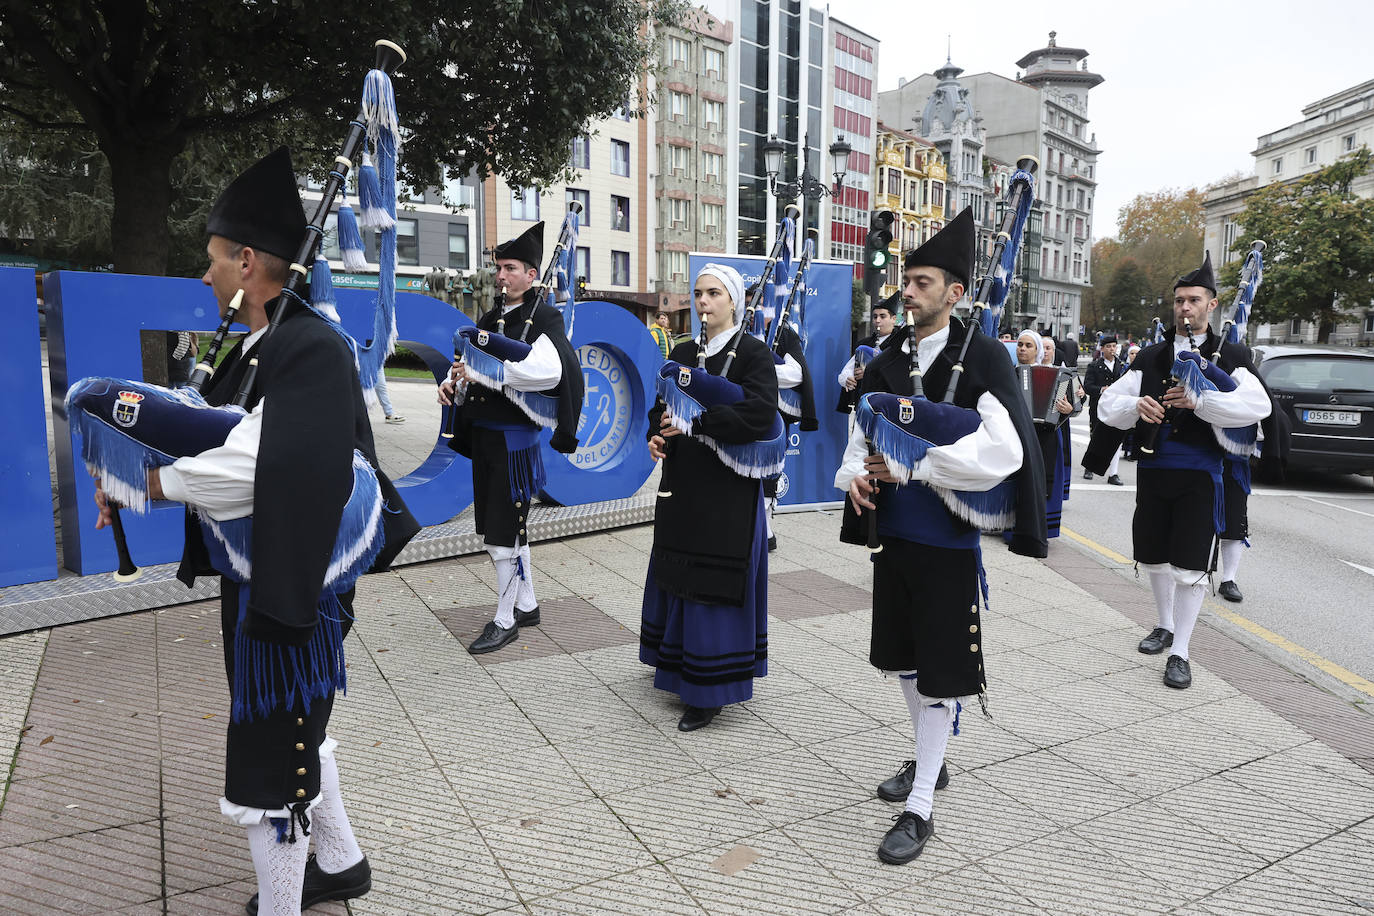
[1017,365,1075,425]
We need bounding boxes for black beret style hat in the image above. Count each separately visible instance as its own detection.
[903,206,975,289]
[1174,251,1217,295]
[205,146,308,261]
[494,221,544,271]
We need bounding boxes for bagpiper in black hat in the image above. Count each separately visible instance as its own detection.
[873,290,902,317]
[205,146,307,260]
[493,221,544,272]
[903,206,975,289]
[1174,251,1217,296]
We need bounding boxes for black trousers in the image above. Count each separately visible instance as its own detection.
[471,426,529,548]
[1220,470,1248,541]
[1132,468,1217,571]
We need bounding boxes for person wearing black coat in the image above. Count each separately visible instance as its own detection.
[1082,335,1127,483]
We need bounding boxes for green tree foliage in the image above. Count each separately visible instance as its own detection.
[1222,148,1374,342]
[0,0,687,275]
[1102,258,1159,334]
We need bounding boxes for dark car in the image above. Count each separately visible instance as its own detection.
[1252,345,1374,476]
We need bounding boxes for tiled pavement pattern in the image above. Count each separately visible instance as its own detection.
[3,510,1374,914]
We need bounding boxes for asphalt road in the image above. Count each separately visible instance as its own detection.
[1058,410,1374,683]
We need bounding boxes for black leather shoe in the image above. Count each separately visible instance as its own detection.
[767,535,778,552]
[677,705,721,732]
[877,811,934,865]
[876,760,949,801]
[1218,580,1243,603]
[1082,470,1094,480]
[468,621,518,655]
[1164,655,1192,689]
[1138,627,1174,655]
[1107,474,1124,486]
[247,854,371,915]
[514,606,541,627]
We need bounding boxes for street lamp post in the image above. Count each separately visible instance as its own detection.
[762,131,852,203]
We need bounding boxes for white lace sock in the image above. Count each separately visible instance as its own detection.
[311,752,364,875]
[246,817,309,916]
[1142,563,1175,632]
[765,497,776,539]
[1170,568,1207,660]
[1219,539,1244,583]
[898,676,953,820]
[487,544,520,629]
[515,544,537,613]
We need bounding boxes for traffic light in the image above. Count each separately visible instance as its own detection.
[863,210,895,306]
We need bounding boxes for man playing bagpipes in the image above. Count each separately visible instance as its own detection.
[437,222,583,655]
[834,207,1047,865]
[1085,253,1271,689]
[642,262,785,733]
[836,293,899,414]
[87,145,419,915]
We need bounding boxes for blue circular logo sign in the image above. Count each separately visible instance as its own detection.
[570,344,634,469]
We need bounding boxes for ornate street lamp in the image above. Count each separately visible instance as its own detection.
[763,131,852,201]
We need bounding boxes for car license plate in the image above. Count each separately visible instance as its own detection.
[1301,409,1360,426]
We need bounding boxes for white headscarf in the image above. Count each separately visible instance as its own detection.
[696,263,745,325]
[1017,329,1043,365]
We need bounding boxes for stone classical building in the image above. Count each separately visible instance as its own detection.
[1203,79,1374,345]
[880,32,1103,340]
[871,122,945,299]
[653,9,735,327]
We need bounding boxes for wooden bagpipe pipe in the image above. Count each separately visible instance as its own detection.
[442,201,584,438]
[655,206,799,496]
[766,227,817,424]
[66,39,408,583]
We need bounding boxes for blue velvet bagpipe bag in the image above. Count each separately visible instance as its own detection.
[656,361,787,479]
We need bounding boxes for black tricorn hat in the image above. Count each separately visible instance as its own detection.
[1174,251,1217,295]
[205,147,307,261]
[903,207,975,289]
[873,291,901,315]
[494,221,544,271]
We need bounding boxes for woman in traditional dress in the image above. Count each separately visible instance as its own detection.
[641,264,780,732]
[1013,330,1075,539]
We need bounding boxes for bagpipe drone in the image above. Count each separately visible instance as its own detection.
[766,227,817,424]
[855,157,1038,553]
[65,38,409,620]
[655,207,799,496]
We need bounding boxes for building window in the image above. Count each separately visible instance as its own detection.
[512,187,540,221]
[322,213,341,261]
[1305,146,1317,164]
[669,198,689,228]
[611,140,630,177]
[669,36,690,67]
[396,218,418,266]
[670,145,689,176]
[611,250,630,286]
[669,90,690,122]
[448,223,469,270]
[1344,134,1356,151]
[668,250,688,279]
[702,99,724,130]
[1072,251,1083,278]
[1074,217,1084,238]
[1272,157,1283,175]
[611,195,630,231]
[1290,318,1303,336]
[566,188,590,225]
[701,202,722,232]
[1076,189,1085,209]
[571,135,590,169]
[702,151,722,181]
[576,246,591,283]
[703,46,723,78]
[1364,313,1374,334]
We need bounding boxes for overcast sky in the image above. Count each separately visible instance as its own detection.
[829,0,1374,238]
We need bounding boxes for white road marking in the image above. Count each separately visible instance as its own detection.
[1299,496,1374,518]
[1340,559,1374,578]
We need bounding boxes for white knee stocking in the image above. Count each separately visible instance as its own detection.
[515,544,537,612]
[1106,447,1121,478]
[246,817,310,916]
[1219,539,1244,583]
[487,544,521,629]
[1141,563,1175,632]
[1169,568,1207,660]
[311,749,364,875]
[898,676,954,820]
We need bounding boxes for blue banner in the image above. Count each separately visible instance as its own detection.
[686,254,852,507]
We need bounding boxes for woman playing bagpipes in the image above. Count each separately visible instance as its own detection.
[834,207,1046,866]
[641,263,784,733]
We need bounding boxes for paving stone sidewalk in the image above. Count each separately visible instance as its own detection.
[3,509,1374,915]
